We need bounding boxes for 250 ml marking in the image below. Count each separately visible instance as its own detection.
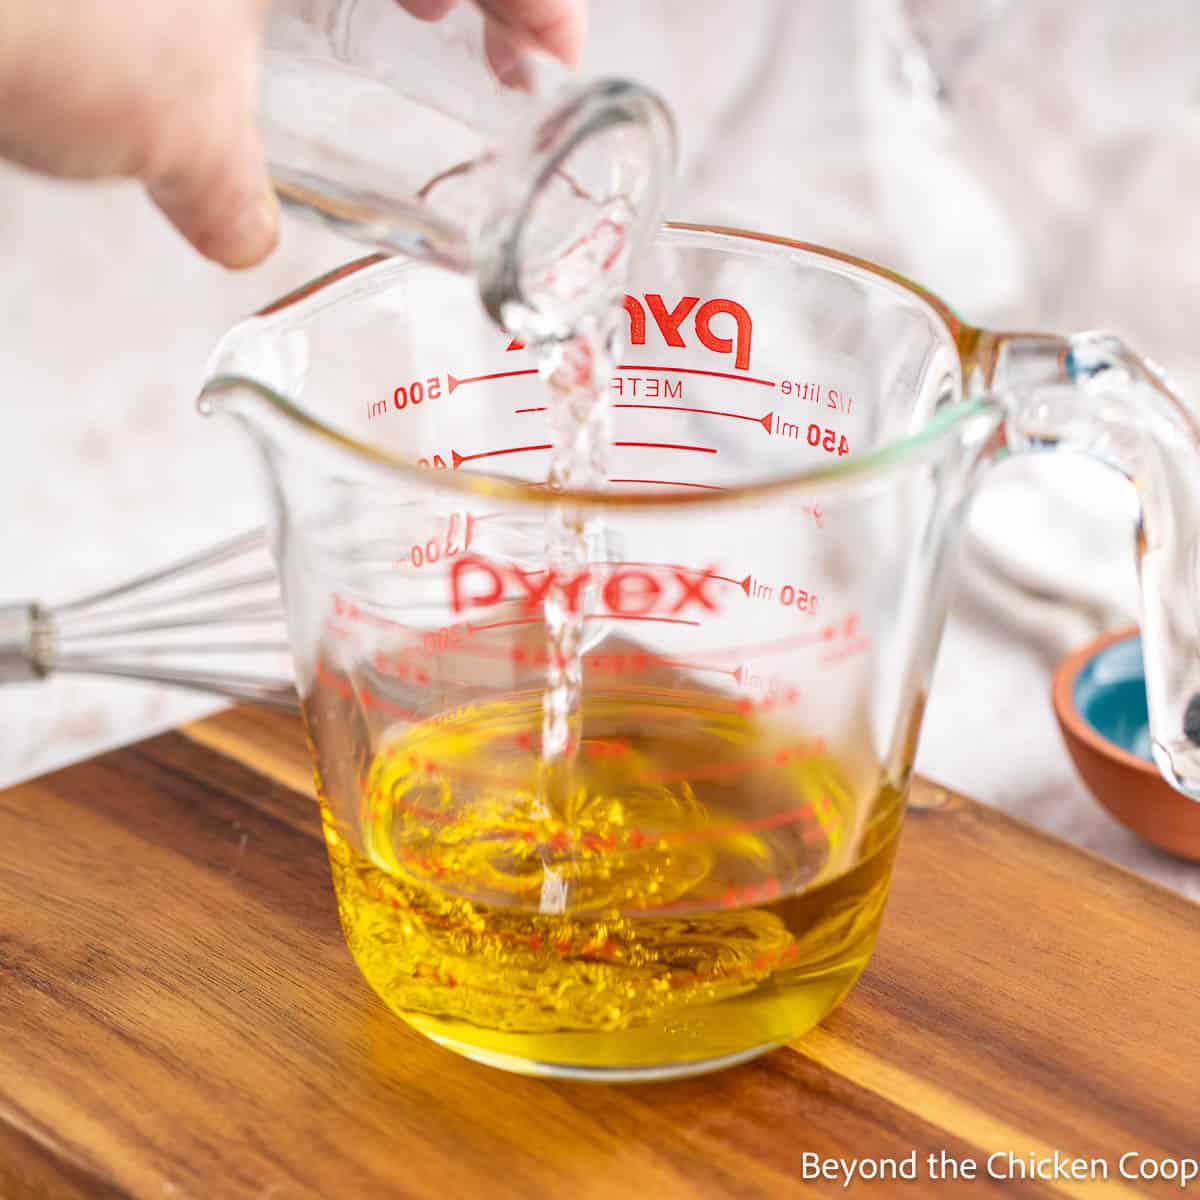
[740,576,819,613]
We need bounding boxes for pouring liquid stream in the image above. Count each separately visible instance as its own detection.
[491,186,638,834]
[528,317,618,817]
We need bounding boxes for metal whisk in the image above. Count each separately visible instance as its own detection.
[0,529,298,711]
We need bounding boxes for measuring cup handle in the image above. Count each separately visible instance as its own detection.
[992,330,1200,798]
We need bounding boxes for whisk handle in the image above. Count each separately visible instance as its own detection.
[0,603,42,683]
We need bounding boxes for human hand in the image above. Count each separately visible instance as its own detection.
[0,0,586,270]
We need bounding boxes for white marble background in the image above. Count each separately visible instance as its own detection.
[2,0,1199,899]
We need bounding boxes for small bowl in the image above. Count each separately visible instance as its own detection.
[1053,625,1200,862]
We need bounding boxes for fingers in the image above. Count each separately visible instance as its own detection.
[401,0,584,66]
[483,19,537,91]
[148,129,279,270]
[146,0,584,269]
[144,55,280,269]
[398,0,461,17]
[474,0,586,66]
[152,156,279,271]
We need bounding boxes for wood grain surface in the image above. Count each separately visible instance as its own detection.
[0,705,1197,1199]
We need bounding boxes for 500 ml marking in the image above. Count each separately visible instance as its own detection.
[369,369,540,421]
[368,375,448,419]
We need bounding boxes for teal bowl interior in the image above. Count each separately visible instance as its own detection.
[1071,633,1153,763]
[1057,626,1200,861]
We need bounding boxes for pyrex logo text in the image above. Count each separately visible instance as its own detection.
[510,293,754,372]
[450,556,722,618]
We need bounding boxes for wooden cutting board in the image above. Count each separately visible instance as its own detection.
[0,705,1196,1199]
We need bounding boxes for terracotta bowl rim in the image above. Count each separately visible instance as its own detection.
[1051,623,1158,778]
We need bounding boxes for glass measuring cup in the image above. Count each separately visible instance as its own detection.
[200,224,1200,1080]
[260,0,675,331]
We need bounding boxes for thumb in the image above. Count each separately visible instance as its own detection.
[145,78,279,270]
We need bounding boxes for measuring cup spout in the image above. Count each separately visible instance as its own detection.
[989,331,1200,798]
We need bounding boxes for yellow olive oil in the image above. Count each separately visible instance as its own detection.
[319,692,903,1078]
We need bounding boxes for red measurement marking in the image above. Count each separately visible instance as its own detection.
[594,613,701,627]
[515,402,774,434]
[356,688,421,721]
[316,659,351,698]
[669,570,744,590]
[374,655,432,686]
[687,626,852,663]
[779,381,855,415]
[613,441,717,455]
[636,882,803,917]
[330,596,423,634]
[447,369,538,393]
[655,802,817,846]
[820,636,873,665]
[584,652,739,680]
[649,658,740,679]
[617,364,775,387]
[388,757,533,788]
[588,740,629,760]
[471,612,702,639]
[322,619,362,643]
[645,740,825,784]
[615,403,773,432]
[608,479,727,491]
[769,417,851,457]
[500,788,825,849]
[465,616,544,635]
[735,686,801,712]
[373,787,457,826]
[452,443,551,468]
